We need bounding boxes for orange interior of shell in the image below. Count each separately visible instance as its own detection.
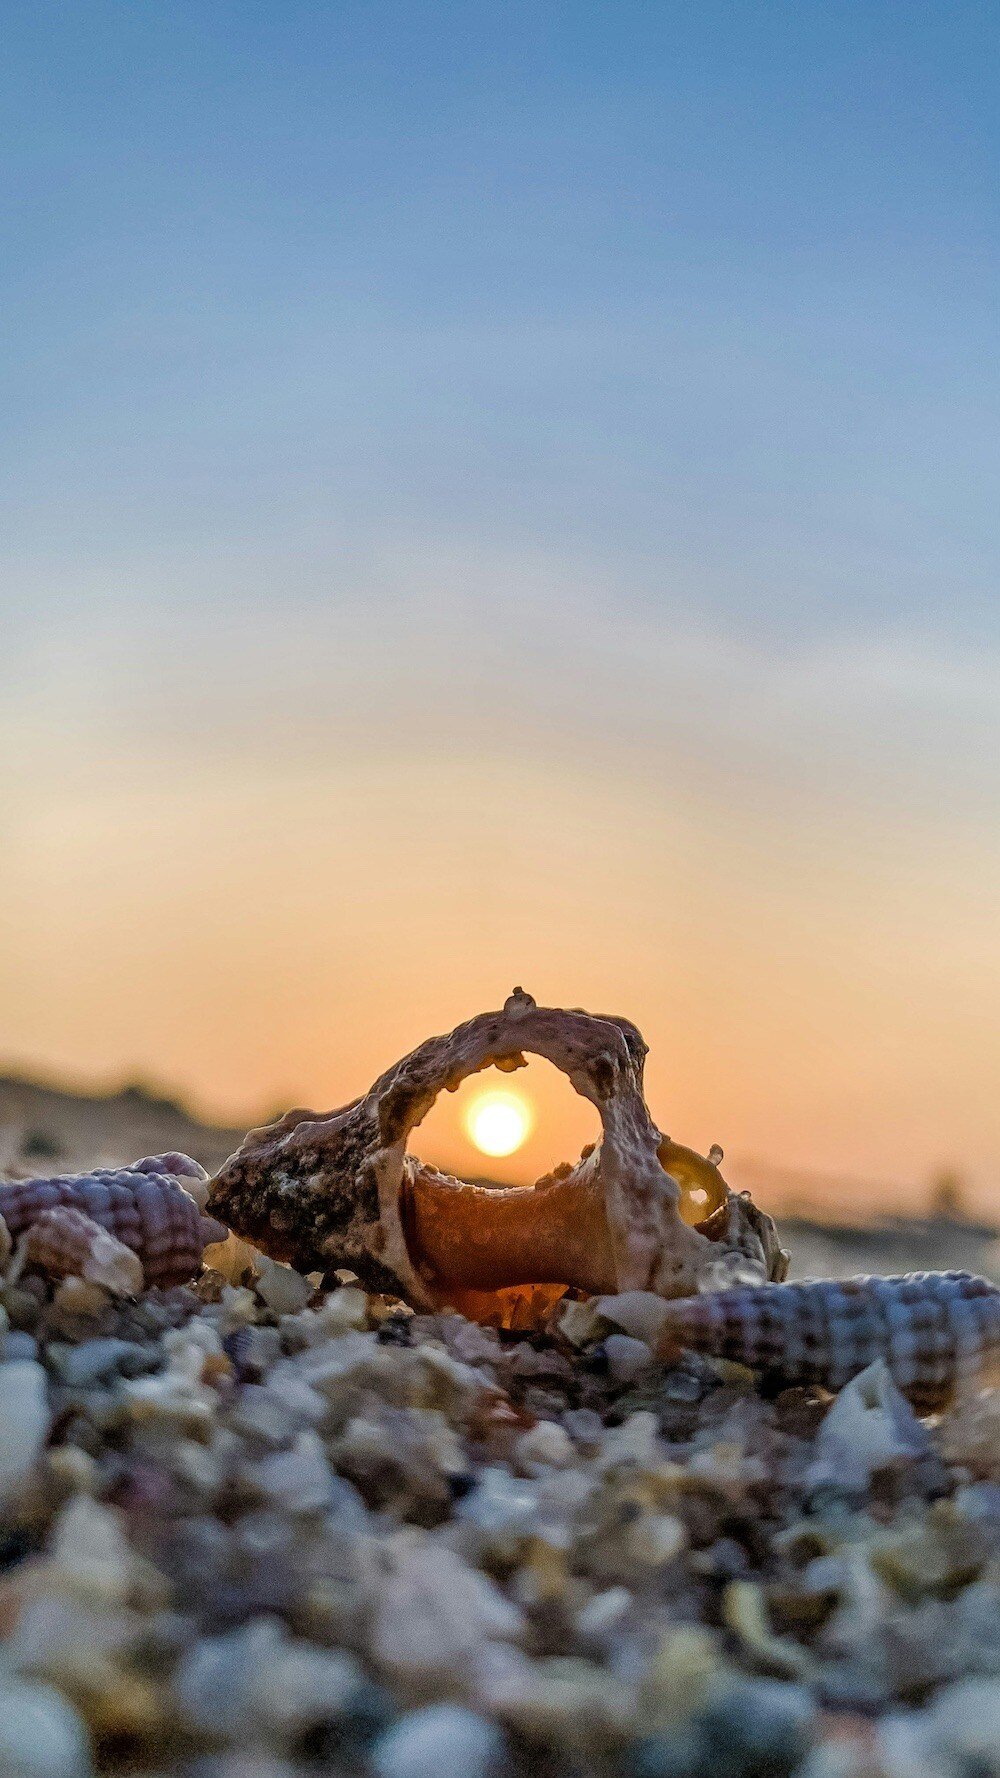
[404,1136,730,1328]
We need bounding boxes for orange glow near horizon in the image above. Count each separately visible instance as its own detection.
[4,680,1000,1219]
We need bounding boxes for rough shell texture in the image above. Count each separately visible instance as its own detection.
[17,1205,145,1297]
[0,1158,226,1288]
[655,1271,1000,1408]
[208,988,788,1309]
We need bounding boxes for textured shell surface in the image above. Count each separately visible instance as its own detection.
[19,1205,145,1296]
[0,1158,226,1287]
[657,1271,1000,1408]
[209,989,788,1309]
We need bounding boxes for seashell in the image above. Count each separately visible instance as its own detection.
[17,1206,145,1297]
[209,989,788,1313]
[0,1158,227,1288]
[654,1272,1000,1409]
[133,1152,212,1211]
[132,1152,209,1182]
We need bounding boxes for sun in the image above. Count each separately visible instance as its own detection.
[465,1088,533,1158]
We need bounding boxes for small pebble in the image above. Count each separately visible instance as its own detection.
[254,1255,312,1317]
[605,1333,653,1384]
[47,1338,138,1387]
[371,1703,500,1778]
[0,1677,95,1777]
[0,1359,51,1501]
[0,1158,997,1778]
[514,1419,574,1472]
[699,1678,815,1773]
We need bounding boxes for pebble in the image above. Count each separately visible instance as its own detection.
[229,1379,323,1446]
[47,1495,145,1605]
[576,1585,632,1639]
[0,1192,998,1778]
[628,1677,814,1778]
[629,1723,708,1778]
[174,1615,360,1737]
[372,1543,523,1688]
[254,1431,338,1513]
[456,1466,544,1563]
[314,1282,369,1336]
[699,1678,815,1773]
[0,1359,51,1500]
[605,1333,654,1384]
[514,1419,575,1472]
[553,1299,604,1347]
[0,1675,95,1777]
[371,1703,501,1778]
[253,1255,312,1317]
[562,1406,605,1450]
[925,1675,1000,1772]
[662,1363,713,1403]
[598,1292,673,1348]
[47,1339,139,1387]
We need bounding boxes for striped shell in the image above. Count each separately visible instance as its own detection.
[0,1157,227,1288]
[18,1206,144,1297]
[656,1272,1000,1409]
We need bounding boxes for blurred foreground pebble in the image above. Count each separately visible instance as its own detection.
[0,1225,998,1777]
[371,1703,500,1778]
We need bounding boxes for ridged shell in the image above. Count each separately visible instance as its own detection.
[656,1272,1000,1408]
[19,1206,144,1297]
[0,1157,227,1288]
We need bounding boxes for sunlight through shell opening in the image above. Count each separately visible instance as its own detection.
[465,1089,533,1158]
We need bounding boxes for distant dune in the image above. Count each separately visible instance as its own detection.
[0,1070,246,1179]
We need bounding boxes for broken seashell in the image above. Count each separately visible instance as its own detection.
[208,989,787,1311]
[1,1158,227,1288]
[15,1206,145,1298]
[806,1359,932,1490]
[653,1271,1000,1408]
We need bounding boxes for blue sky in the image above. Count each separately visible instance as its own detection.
[2,3,999,1198]
[4,0,997,633]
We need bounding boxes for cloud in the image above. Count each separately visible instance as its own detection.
[3,535,1000,844]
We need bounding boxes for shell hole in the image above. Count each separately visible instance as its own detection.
[413,1055,601,1185]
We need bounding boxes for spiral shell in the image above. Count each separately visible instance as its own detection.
[655,1271,1000,1409]
[0,1157,227,1288]
[18,1206,144,1296]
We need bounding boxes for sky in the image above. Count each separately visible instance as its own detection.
[2,2,999,1212]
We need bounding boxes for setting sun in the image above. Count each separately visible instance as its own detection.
[465,1089,533,1158]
